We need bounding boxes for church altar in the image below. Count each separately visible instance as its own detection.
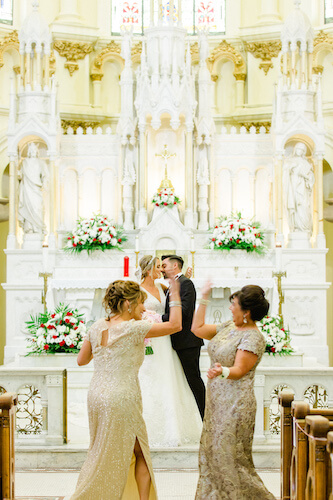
[1,0,332,468]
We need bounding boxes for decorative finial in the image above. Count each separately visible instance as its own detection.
[294,0,301,9]
[32,0,39,11]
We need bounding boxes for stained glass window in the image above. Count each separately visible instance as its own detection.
[0,0,13,25]
[111,0,225,35]
[325,0,333,23]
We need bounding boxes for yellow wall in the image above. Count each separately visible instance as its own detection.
[0,220,8,365]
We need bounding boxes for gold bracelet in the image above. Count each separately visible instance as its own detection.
[199,298,210,306]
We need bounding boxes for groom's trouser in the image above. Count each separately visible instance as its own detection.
[175,346,206,420]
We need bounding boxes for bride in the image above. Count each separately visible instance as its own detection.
[138,255,202,447]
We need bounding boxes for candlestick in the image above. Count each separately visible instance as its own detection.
[42,243,48,272]
[124,256,129,277]
[135,251,140,268]
[272,270,287,327]
[135,235,139,252]
[191,234,195,252]
[39,271,53,312]
[275,241,282,272]
[190,251,195,278]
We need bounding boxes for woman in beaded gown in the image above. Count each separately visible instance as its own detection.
[138,255,202,447]
[70,279,182,500]
[192,283,275,500]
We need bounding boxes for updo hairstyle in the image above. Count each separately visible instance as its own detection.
[229,285,269,322]
[103,280,147,317]
[139,255,159,280]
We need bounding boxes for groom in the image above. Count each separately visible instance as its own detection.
[161,255,206,420]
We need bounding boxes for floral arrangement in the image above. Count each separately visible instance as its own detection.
[142,310,162,355]
[151,188,180,208]
[25,303,86,355]
[258,315,294,356]
[209,213,266,254]
[65,214,126,254]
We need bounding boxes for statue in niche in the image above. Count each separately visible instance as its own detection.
[283,142,315,232]
[197,144,210,185]
[122,142,136,186]
[18,142,48,234]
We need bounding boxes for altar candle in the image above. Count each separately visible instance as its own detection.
[191,235,195,252]
[124,256,129,277]
[135,235,139,252]
[42,243,48,272]
[275,242,282,272]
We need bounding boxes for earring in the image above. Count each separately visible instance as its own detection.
[128,304,132,314]
[243,315,247,324]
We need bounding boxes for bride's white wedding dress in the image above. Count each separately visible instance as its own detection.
[139,282,202,447]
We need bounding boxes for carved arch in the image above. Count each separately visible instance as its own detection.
[207,40,246,82]
[90,41,124,81]
[313,31,333,73]
[0,30,19,69]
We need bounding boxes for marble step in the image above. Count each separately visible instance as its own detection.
[16,442,280,469]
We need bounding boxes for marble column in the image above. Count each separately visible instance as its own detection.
[136,129,147,228]
[55,0,82,23]
[184,129,194,228]
[48,158,56,248]
[7,157,17,248]
[235,73,246,108]
[275,155,284,244]
[91,75,102,107]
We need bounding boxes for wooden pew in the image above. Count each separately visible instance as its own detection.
[279,389,295,500]
[305,415,331,500]
[327,432,333,500]
[0,392,17,500]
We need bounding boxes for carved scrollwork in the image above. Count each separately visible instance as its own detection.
[90,40,123,81]
[190,42,199,63]
[245,40,281,75]
[313,30,333,74]
[0,30,19,69]
[53,40,94,76]
[61,120,101,134]
[207,40,246,80]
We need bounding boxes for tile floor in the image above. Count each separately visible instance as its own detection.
[15,469,280,499]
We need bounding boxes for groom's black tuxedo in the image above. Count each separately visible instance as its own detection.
[162,275,206,419]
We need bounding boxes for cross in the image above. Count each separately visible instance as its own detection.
[155,144,176,181]
[39,271,53,312]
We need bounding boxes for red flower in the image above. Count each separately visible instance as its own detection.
[164,202,168,206]
[47,325,54,330]
[230,224,234,229]
[67,237,71,240]
[218,242,222,246]
[107,240,110,244]
[74,326,78,330]
[66,312,73,316]
[236,239,240,244]
[40,323,45,328]
[98,228,102,232]
[253,245,256,248]
[215,225,218,229]
[69,344,75,348]
[174,201,177,205]
[238,228,242,232]
[118,238,122,243]
[258,233,261,237]
[52,335,58,339]
[59,320,62,325]
[229,238,232,241]
[93,238,97,242]
[212,238,216,242]
[59,341,65,347]
[65,318,70,324]
[271,347,276,353]
[51,314,56,318]
[73,243,77,247]
[44,344,50,351]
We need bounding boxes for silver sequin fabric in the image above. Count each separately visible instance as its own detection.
[70,318,157,500]
[196,321,275,500]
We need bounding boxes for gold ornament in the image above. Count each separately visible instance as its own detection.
[245,40,281,75]
[238,122,271,133]
[313,30,333,74]
[91,40,122,81]
[0,30,19,69]
[53,40,94,76]
[61,120,101,134]
[155,145,176,192]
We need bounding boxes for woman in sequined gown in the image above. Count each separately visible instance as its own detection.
[70,279,182,500]
[138,255,202,447]
[192,283,275,500]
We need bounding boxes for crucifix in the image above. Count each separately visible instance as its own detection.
[39,271,53,312]
[155,144,176,191]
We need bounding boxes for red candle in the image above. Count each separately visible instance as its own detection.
[124,256,129,277]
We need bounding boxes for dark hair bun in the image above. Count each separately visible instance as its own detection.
[230,285,269,322]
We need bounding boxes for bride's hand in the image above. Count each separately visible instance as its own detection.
[207,362,222,379]
[201,280,212,299]
[169,277,180,299]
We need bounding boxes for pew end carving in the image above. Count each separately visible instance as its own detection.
[0,392,17,500]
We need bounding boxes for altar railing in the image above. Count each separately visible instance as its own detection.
[0,367,66,445]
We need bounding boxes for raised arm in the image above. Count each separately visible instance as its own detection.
[147,278,182,338]
[191,280,217,340]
